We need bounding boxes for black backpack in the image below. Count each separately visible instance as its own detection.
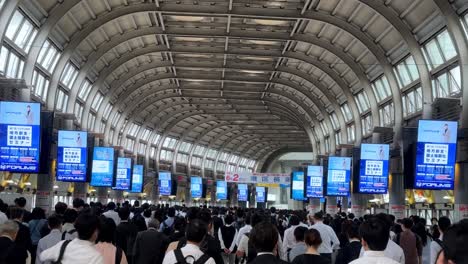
[174,248,211,264]
[162,220,175,236]
[52,240,72,264]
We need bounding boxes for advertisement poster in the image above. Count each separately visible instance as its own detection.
[113,157,132,190]
[159,172,172,196]
[130,165,143,193]
[415,120,457,190]
[327,157,351,196]
[216,181,228,200]
[307,166,324,198]
[238,184,248,202]
[359,144,390,194]
[90,147,114,187]
[191,176,202,198]
[0,102,41,172]
[57,131,87,182]
[291,171,305,200]
[256,186,266,203]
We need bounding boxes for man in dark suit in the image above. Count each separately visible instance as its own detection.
[9,206,31,264]
[116,206,138,264]
[248,221,288,264]
[336,223,362,264]
[0,220,19,264]
[133,218,169,264]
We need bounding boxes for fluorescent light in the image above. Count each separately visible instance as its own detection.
[24,182,31,186]
[53,185,59,189]
[443,196,452,200]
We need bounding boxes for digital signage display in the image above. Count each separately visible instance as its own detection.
[291,171,306,200]
[191,176,202,198]
[0,102,41,172]
[57,131,87,182]
[130,165,143,193]
[216,181,228,200]
[307,166,324,198]
[415,120,457,190]
[90,147,115,187]
[256,186,266,203]
[238,184,248,202]
[113,157,132,190]
[359,144,390,194]
[159,172,172,196]
[327,157,351,196]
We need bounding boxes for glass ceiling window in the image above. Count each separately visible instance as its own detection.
[160,149,173,161]
[394,55,419,89]
[372,76,391,103]
[152,133,161,145]
[91,92,104,111]
[229,155,239,164]
[219,152,229,162]
[150,146,156,158]
[355,92,370,113]
[340,103,352,122]
[206,149,218,159]
[74,102,84,123]
[55,89,69,112]
[125,138,135,151]
[347,124,355,143]
[194,145,206,156]
[31,70,49,101]
[127,123,140,137]
[179,142,192,153]
[88,113,96,131]
[335,132,342,146]
[60,62,79,89]
[379,103,394,127]
[111,112,121,127]
[0,0,5,10]
[248,159,256,168]
[191,156,202,167]
[330,113,339,130]
[78,80,92,101]
[204,159,214,170]
[422,30,457,71]
[36,40,61,73]
[5,11,37,54]
[217,162,227,172]
[138,143,146,155]
[177,153,188,164]
[319,121,329,136]
[402,87,422,118]
[140,128,151,142]
[102,103,113,121]
[432,65,461,99]
[0,46,25,79]
[162,137,177,149]
[361,115,373,136]
[324,137,330,153]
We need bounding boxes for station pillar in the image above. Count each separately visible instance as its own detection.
[454,135,468,221]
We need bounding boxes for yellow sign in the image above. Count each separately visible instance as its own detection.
[257,183,279,188]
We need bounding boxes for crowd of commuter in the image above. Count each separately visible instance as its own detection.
[0,197,467,264]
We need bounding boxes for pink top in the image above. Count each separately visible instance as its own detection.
[95,242,128,264]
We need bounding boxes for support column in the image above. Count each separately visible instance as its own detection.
[351,194,367,218]
[151,177,159,204]
[454,135,468,222]
[308,198,321,214]
[341,196,349,212]
[96,187,108,204]
[73,182,87,201]
[326,197,338,215]
[389,172,406,220]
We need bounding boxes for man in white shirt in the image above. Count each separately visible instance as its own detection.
[309,212,340,260]
[430,216,451,264]
[282,215,301,254]
[40,211,103,264]
[36,215,63,264]
[102,202,120,226]
[163,219,215,264]
[350,218,399,264]
[236,214,252,247]
[359,223,405,263]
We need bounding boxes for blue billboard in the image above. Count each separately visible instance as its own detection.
[158,172,172,196]
[292,171,306,200]
[238,184,248,202]
[327,157,352,196]
[216,181,228,200]
[359,144,390,194]
[0,102,41,172]
[57,131,87,182]
[415,120,457,190]
[130,165,143,193]
[90,147,115,187]
[191,176,202,198]
[256,186,266,203]
[113,157,132,190]
[307,166,324,198]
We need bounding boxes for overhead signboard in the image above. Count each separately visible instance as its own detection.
[113,157,132,190]
[307,165,324,198]
[327,157,351,196]
[130,165,143,193]
[159,171,172,196]
[90,147,115,187]
[359,144,390,194]
[291,171,306,200]
[57,131,87,182]
[191,176,203,198]
[216,181,228,200]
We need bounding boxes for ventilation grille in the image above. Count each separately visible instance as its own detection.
[0,77,26,101]
[432,97,461,121]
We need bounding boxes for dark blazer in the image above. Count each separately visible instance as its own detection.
[132,229,169,264]
[248,253,288,264]
[13,221,31,264]
[0,237,16,264]
[336,240,362,264]
[116,221,139,261]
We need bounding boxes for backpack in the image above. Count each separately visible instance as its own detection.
[177,236,209,253]
[52,240,72,264]
[174,248,211,264]
[162,220,174,236]
[61,229,77,240]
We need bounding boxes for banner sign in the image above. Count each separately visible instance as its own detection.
[225,171,290,186]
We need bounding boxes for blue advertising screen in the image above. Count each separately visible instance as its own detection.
[90,147,115,187]
[0,102,41,172]
[238,184,248,202]
[415,120,458,190]
[307,166,324,198]
[191,176,202,198]
[359,144,390,194]
[57,131,87,182]
[130,165,143,193]
[113,157,132,190]
[159,172,172,196]
[292,171,306,200]
[216,181,228,200]
[327,157,352,196]
[256,186,266,203]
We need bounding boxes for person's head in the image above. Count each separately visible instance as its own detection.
[9,206,23,221]
[347,223,360,240]
[402,218,413,230]
[348,213,355,220]
[436,220,468,264]
[148,218,160,229]
[251,213,264,227]
[0,220,19,240]
[313,212,324,223]
[245,213,252,225]
[174,216,186,231]
[14,197,27,208]
[31,207,46,220]
[185,219,207,244]
[55,202,68,215]
[47,215,62,230]
[97,217,116,243]
[270,207,276,214]
[107,202,116,211]
[359,217,389,251]
[73,198,85,210]
[118,206,131,221]
[75,210,100,242]
[224,214,234,225]
[143,209,152,218]
[289,215,300,226]
[438,216,451,234]
[133,200,140,208]
[168,207,176,218]
[294,226,308,242]
[63,208,78,224]
[304,228,322,249]
[250,221,279,253]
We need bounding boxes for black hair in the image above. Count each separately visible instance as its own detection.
[168,207,176,217]
[47,215,62,229]
[438,216,451,233]
[304,228,322,247]
[143,209,152,218]
[294,226,308,242]
[245,213,251,225]
[75,210,100,240]
[15,197,27,208]
[133,200,140,207]
[186,219,207,243]
[289,215,300,226]
[224,214,234,225]
[251,213,265,227]
[54,202,68,215]
[314,212,324,220]
[31,207,46,220]
[442,219,468,264]
[174,216,186,231]
[347,223,360,239]
[9,206,23,220]
[107,202,116,210]
[63,208,78,223]
[118,206,131,220]
[73,198,85,209]
[97,216,117,243]
[359,217,389,251]
[197,209,212,224]
[402,218,413,229]
[250,221,279,252]
[348,213,355,220]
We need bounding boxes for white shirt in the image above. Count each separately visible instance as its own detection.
[351,250,399,264]
[430,235,443,264]
[162,243,216,264]
[103,210,121,226]
[40,238,103,264]
[310,221,340,254]
[359,240,405,264]
[236,225,252,246]
[36,229,62,264]
[0,211,7,225]
[282,223,308,253]
[218,225,238,252]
